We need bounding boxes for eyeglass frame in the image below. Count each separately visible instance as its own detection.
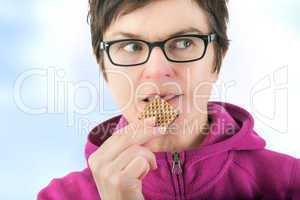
[99,33,217,67]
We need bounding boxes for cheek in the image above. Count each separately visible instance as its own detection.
[105,62,142,122]
[190,45,216,86]
[182,46,216,107]
[106,69,135,110]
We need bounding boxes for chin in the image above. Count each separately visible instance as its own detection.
[142,136,165,152]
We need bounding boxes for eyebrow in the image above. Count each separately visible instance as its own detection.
[109,27,205,40]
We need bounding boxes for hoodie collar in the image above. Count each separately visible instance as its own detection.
[85,102,266,162]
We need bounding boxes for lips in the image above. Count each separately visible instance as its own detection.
[141,94,180,103]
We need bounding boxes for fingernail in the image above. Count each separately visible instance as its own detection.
[141,168,150,179]
[154,162,158,169]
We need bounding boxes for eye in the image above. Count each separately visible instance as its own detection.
[170,39,193,49]
[121,42,144,52]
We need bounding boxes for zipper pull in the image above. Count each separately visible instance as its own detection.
[172,152,182,174]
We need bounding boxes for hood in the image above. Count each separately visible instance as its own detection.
[84,101,266,162]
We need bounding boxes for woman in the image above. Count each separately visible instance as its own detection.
[38,0,300,199]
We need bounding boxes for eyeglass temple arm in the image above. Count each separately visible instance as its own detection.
[208,33,217,43]
[100,42,108,50]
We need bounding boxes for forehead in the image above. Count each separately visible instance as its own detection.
[104,0,211,41]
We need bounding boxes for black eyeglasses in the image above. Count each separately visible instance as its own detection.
[99,33,216,67]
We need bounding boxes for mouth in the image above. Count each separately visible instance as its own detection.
[141,94,182,103]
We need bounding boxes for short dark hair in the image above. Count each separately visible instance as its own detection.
[87,0,229,81]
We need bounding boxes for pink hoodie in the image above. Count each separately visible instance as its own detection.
[37,102,300,199]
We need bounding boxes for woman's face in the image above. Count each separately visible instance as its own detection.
[103,0,219,129]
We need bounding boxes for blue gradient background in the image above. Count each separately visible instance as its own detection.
[1,1,299,199]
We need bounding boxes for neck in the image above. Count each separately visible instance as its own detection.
[143,114,210,153]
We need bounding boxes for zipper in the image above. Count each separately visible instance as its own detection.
[172,152,182,174]
[171,152,185,199]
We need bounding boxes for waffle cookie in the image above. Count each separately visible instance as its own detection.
[138,95,179,127]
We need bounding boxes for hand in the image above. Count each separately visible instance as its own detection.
[88,117,165,200]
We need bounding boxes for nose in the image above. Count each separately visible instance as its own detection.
[142,47,175,80]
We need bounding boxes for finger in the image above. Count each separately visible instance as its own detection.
[95,117,166,163]
[122,156,150,180]
[111,145,157,172]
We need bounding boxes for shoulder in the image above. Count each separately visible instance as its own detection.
[233,149,298,177]
[235,148,298,165]
[232,149,300,195]
[37,168,100,200]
